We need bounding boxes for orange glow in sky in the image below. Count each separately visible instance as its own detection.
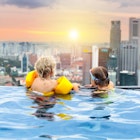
[0,0,140,43]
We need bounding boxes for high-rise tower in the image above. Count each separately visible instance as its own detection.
[110,20,121,85]
[129,17,140,85]
[110,21,121,55]
[21,53,28,73]
[129,18,140,41]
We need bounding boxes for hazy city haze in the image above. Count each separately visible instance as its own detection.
[0,0,140,42]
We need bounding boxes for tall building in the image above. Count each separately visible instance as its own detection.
[129,17,140,85]
[119,41,138,86]
[60,53,71,69]
[110,20,121,85]
[129,18,140,41]
[110,21,121,55]
[92,45,110,68]
[21,53,28,73]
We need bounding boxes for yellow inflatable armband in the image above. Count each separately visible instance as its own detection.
[57,113,73,120]
[55,76,73,94]
[25,70,38,88]
[43,91,54,97]
[56,94,72,100]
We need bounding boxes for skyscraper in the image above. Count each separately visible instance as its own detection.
[110,20,121,85]
[129,17,140,85]
[110,21,121,55]
[129,18,140,41]
[21,53,28,73]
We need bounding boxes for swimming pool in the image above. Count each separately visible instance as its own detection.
[0,86,140,140]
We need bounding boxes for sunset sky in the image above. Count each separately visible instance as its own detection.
[0,0,140,43]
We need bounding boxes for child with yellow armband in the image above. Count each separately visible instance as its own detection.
[26,56,79,96]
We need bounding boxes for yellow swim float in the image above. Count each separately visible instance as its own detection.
[55,76,73,94]
[25,71,73,96]
[25,70,38,88]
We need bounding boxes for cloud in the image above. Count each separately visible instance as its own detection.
[121,1,140,7]
[0,0,56,8]
[101,0,140,7]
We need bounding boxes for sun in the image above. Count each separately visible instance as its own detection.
[69,29,78,41]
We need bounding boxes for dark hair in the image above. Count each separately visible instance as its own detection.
[91,66,110,87]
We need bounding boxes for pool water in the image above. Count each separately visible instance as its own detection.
[0,86,140,140]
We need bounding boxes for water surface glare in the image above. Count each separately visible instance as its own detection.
[0,86,140,140]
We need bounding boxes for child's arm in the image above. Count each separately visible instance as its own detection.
[72,83,80,92]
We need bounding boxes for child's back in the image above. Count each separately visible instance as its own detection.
[31,77,57,93]
[31,56,57,93]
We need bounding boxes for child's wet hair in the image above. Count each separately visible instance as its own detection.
[91,66,110,87]
[35,56,56,78]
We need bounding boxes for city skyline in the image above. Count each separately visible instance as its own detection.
[0,0,140,43]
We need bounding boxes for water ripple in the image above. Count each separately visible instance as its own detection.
[0,86,140,139]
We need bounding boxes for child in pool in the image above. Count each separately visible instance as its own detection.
[88,66,114,91]
[31,56,79,93]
